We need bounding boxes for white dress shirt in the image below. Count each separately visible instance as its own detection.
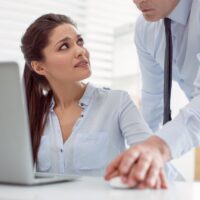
[135,0,200,158]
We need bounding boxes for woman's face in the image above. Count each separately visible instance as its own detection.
[36,23,91,84]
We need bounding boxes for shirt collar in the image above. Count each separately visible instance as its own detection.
[49,97,55,112]
[49,82,95,112]
[168,0,193,25]
[79,82,95,107]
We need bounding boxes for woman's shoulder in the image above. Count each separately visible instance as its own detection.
[90,83,131,104]
[92,84,128,97]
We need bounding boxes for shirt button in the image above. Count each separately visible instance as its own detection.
[80,103,84,107]
[180,79,184,83]
[60,149,63,153]
[81,114,84,118]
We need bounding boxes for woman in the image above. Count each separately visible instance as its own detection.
[21,14,176,184]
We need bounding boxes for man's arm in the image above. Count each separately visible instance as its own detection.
[134,16,164,132]
[157,53,200,158]
[157,94,200,159]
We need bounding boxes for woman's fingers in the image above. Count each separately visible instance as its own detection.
[104,153,123,180]
[105,169,120,181]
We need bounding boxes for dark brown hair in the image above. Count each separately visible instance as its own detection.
[21,13,76,162]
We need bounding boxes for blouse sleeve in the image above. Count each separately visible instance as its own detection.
[119,91,152,146]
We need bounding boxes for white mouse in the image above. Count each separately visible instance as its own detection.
[108,176,130,189]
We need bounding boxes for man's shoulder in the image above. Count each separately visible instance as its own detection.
[191,0,200,21]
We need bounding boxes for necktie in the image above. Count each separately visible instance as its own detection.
[163,18,173,124]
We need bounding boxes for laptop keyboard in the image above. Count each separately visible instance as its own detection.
[35,172,55,179]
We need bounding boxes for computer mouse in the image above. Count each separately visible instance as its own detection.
[108,176,130,189]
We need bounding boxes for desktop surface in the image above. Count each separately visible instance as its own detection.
[0,177,199,200]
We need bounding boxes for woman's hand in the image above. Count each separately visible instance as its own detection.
[105,136,171,189]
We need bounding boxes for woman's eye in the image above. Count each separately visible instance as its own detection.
[60,43,69,50]
[77,38,84,46]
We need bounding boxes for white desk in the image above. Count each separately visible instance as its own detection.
[0,177,199,200]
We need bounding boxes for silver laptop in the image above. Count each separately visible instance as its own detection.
[0,62,78,185]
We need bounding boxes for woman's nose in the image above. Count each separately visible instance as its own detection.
[75,45,86,58]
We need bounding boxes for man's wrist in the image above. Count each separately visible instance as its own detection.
[147,136,172,162]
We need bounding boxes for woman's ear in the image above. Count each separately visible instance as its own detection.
[31,61,46,76]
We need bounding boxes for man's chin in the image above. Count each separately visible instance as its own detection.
[143,14,161,22]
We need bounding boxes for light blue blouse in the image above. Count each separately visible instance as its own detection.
[36,83,178,180]
[36,83,150,175]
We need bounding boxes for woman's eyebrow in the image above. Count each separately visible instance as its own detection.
[56,36,71,46]
[56,34,82,46]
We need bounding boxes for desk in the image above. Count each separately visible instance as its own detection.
[0,177,199,200]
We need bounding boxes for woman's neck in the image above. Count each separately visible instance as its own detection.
[51,81,86,110]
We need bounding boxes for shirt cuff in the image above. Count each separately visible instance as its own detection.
[155,111,195,159]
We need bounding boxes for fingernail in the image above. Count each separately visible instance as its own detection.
[138,172,145,180]
[149,178,156,187]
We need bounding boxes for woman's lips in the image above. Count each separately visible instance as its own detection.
[74,60,89,68]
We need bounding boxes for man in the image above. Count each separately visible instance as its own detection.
[105,0,200,189]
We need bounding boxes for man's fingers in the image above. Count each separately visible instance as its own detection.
[133,155,152,181]
[160,168,168,189]
[146,162,161,188]
[105,137,168,190]
[155,176,161,189]
[118,149,140,175]
[125,155,151,187]
[126,165,138,187]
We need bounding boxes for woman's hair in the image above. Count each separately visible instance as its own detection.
[21,13,76,162]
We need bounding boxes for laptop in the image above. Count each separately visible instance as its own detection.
[0,62,78,185]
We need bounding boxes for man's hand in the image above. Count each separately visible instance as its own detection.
[104,136,172,189]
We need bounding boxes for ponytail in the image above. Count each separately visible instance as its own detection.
[21,13,75,163]
[23,63,52,162]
